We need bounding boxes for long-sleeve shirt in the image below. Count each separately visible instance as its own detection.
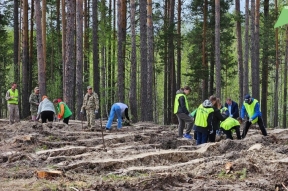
[240,100,262,120]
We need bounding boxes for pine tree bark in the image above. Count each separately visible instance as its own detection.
[250,0,255,97]
[176,0,181,89]
[140,0,147,121]
[14,0,19,83]
[253,0,260,100]
[107,0,112,113]
[235,0,243,107]
[35,0,46,95]
[76,0,83,120]
[215,0,221,98]
[29,0,34,91]
[83,0,90,92]
[61,0,66,92]
[274,0,279,127]
[42,0,47,71]
[147,0,153,121]
[64,0,76,116]
[22,0,29,118]
[283,26,288,129]
[202,0,208,100]
[129,0,138,123]
[261,0,269,128]
[243,0,249,95]
[92,0,100,97]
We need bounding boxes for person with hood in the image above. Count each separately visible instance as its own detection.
[53,99,72,125]
[194,100,214,145]
[240,94,267,138]
[29,87,41,121]
[106,102,130,130]
[220,117,242,140]
[37,96,56,123]
[208,96,228,142]
[173,86,193,139]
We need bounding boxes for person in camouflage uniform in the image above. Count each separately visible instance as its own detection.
[81,86,99,128]
[29,87,41,121]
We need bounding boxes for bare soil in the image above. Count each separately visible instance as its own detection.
[0,119,288,191]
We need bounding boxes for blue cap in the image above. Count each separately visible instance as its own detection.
[244,94,251,102]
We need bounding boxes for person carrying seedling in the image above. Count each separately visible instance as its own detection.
[106,102,130,130]
[240,94,267,138]
[53,99,72,125]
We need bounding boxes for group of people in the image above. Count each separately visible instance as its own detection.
[6,83,130,130]
[174,86,268,145]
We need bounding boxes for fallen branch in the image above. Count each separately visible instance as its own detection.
[70,187,79,191]
[282,183,288,191]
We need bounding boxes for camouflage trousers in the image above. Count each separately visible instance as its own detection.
[86,109,95,128]
[8,104,20,124]
[31,108,38,121]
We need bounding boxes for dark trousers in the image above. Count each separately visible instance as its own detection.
[241,116,267,138]
[63,117,70,124]
[176,113,194,137]
[196,131,208,145]
[222,125,241,140]
[208,130,216,142]
[41,111,54,123]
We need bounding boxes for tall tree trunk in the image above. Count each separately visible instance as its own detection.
[168,0,176,124]
[107,0,112,114]
[64,0,76,116]
[215,0,221,98]
[284,26,288,129]
[243,0,249,95]
[176,0,181,89]
[76,0,83,120]
[140,0,147,120]
[261,0,269,128]
[29,0,34,90]
[92,0,99,97]
[35,0,46,95]
[129,0,138,123]
[22,0,29,118]
[62,0,66,92]
[83,0,90,92]
[14,0,19,83]
[163,0,168,124]
[274,0,279,127]
[112,0,116,104]
[42,0,47,72]
[147,0,153,121]
[235,0,243,108]
[253,0,260,100]
[250,0,255,96]
[202,0,208,100]
[100,0,106,117]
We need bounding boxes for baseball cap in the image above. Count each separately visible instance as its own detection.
[87,86,92,90]
[244,94,251,103]
[34,87,39,91]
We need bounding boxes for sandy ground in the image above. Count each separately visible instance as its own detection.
[0,119,288,191]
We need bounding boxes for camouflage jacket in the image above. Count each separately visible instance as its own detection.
[29,93,41,112]
[81,92,99,111]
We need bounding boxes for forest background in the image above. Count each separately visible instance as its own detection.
[0,0,287,128]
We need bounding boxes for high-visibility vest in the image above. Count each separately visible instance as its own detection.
[243,99,258,124]
[57,102,72,118]
[194,104,214,127]
[7,89,19,105]
[220,117,240,130]
[221,107,228,113]
[173,93,189,114]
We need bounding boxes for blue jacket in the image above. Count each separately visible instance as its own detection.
[240,98,262,120]
[225,100,239,119]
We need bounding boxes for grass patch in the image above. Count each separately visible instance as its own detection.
[218,168,247,180]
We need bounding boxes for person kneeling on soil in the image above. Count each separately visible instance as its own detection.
[194,100,214,145]
[106,103,130,130]
[37,96,56,123]
[220,117,241,140]
[53,99,72,125]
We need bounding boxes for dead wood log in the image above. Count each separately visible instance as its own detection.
[36,170,63,179]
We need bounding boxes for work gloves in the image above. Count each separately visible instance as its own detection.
[95,110,98,114]
[249,118,253,123]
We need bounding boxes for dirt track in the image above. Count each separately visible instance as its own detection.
[0,119,288,191]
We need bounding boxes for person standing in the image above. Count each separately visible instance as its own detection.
[80,86,99,129]
[225,98,239,119]
[29,87,41,121]
[240,94,267,138]
[106,102,130,130]
[5,82,20,124]
[173,86,193,139]
[37,96,56,123]
[53,99,72,125]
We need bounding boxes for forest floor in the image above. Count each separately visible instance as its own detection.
[0,119,288,191]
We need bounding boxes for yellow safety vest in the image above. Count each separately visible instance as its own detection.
[194,104,214,127]
[173,93,189,114]
[220,117,240,130]
[243,99,258,124]
[8,89,19,105]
